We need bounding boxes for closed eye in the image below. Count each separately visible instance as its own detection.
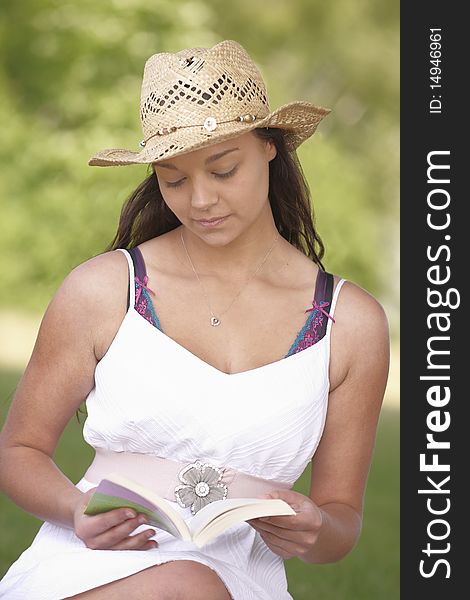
[165,166,238,188]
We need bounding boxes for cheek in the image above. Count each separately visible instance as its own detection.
[154,177,185,212]
[241,161,270,202]
[161,194,188,218]
[155,187,185,220]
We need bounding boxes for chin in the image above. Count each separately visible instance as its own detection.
[196,232,235,246]
[186,222,239,246]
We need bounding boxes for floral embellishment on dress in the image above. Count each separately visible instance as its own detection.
[174,460,228,515]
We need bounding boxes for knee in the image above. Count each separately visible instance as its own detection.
[154,560,232,600]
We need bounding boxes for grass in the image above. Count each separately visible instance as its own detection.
[0,368,399,598]
[286,408,399,598]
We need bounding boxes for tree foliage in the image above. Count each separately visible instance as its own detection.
[0,0,399,329]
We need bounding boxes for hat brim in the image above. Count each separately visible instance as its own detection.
[87,101,331,167]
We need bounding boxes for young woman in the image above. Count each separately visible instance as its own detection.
[0,40,389,599]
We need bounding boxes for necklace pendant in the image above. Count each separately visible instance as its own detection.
[210,316,221,327]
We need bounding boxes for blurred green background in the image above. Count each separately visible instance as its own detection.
[0,0,399,598]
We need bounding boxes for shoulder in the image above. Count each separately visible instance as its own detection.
[44,249,132,361]
[329,275,390,390]
[73,248,129,285]
[332,276,389,332]
[58,249,129,310]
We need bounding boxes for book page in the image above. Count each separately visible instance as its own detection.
[194,499,295,547]
[85,479,184,539]
[187,498,295,540]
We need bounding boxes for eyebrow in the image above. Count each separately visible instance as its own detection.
[156,147,240,170]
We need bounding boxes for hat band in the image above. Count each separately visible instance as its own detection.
[139,113,259,148]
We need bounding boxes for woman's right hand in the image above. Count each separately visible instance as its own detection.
[73,488,159,551]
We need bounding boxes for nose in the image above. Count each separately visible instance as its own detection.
[190,176,219,210]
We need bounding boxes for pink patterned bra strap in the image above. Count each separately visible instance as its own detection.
[304,270,334,339]
[313,269,330,304]
[129,246,146,282]
[128,246,155,306]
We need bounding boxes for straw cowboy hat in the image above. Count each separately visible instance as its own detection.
[88,40,331,167]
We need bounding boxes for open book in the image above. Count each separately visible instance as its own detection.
[84,472,296,548]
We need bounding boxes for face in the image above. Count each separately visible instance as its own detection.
[152,131,277,244]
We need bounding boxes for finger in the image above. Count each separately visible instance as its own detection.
[249,519,311,543]
[253,523,296,559]
[79,487,99,510]
[258,529,304,558]
[264,490,305,503]
[90,513,150,547]
[265,490,320,521]
[108,528,159,551]
[77,488,98,518]
[140,540,159,551]
[247,512,306,531]
[262,537,295,560]
[87,507,139,537]
[256,513,307,531]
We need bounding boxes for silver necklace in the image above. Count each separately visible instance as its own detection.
[180,230,280,327]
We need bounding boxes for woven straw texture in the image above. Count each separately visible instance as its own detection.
[88,40,330,167]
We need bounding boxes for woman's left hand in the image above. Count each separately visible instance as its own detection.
[247,490,323,560]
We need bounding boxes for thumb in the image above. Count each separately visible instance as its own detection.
[257,490,301,502]
[256,491,290,501]
[81,487,98,508]
[262,489,304,507]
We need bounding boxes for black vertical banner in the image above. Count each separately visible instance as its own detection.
[401,3,465,598]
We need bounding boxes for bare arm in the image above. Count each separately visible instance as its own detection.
[249,281,390,563]
[303,281,390,562]
[0,251,127,529]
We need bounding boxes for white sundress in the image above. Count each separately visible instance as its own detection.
[0,247,346,600]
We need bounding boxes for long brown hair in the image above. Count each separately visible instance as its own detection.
[103,128,325,268]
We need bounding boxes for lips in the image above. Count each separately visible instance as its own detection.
[195,216,229,223]
[195,215,230,228]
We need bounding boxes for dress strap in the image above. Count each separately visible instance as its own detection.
[326,278,347,335]
[115,248,135,312]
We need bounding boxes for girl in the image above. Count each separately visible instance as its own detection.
[0,40,389,599]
